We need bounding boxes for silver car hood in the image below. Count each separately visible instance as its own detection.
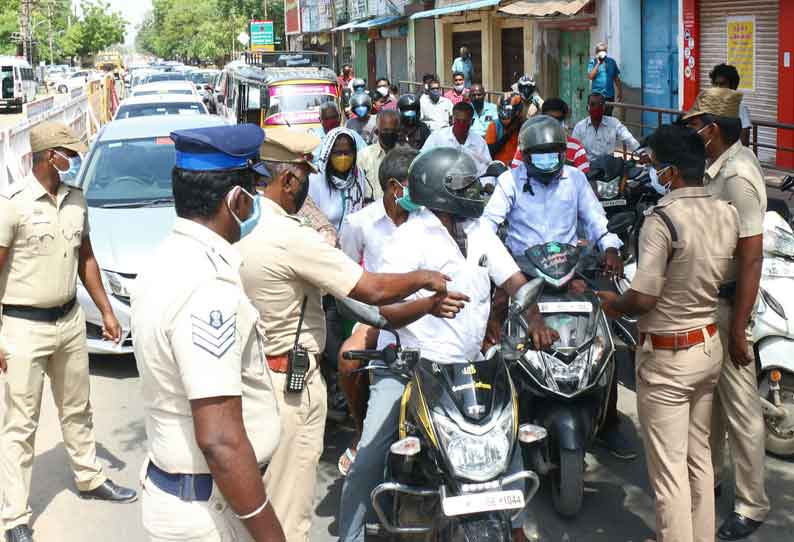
[88,206,176,275]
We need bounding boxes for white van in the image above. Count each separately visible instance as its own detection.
[0,56,37,112]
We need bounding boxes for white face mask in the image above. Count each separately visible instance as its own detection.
[648,165,672,194]
[377,86,389,97]
[597,51,607,60]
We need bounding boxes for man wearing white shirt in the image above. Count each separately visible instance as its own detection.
[419,78,453,131]
[572,93,640,161]
[337,147,557,542]
[422,101,492,175]
[336,147,419,476]
[483,115,635,460]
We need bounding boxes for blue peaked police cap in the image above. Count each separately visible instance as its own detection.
[170,124,270,177]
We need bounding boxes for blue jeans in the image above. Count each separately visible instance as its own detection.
[338,370,406,542]
[337,370,529,541]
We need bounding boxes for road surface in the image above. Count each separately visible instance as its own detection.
[0,350,791,541]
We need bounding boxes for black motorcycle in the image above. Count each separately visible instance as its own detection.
[504,216,632,518]
[336,282,546,542]
[587,155,648,222]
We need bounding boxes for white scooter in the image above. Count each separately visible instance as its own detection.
[615,211,794,457]
[755,211,794,457]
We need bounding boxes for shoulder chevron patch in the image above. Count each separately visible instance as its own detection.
[191,310,237,359]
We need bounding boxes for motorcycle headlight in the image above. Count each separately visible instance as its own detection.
[434,409,513,482]
[102,270,133,299]
[596,178,620,199]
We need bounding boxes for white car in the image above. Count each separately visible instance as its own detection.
[74,114,227,354]
[131,81,198,98]
[54,70,92,94]
[114,94,208,119]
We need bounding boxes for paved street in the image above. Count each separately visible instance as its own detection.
[0,350,791,541]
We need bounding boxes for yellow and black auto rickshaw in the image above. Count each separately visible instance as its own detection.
[216,51,341,136]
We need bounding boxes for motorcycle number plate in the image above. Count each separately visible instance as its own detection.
[441,490,525,517]
[602,198,627,208]
[539,301,593,313]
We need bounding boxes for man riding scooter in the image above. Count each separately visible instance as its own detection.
[482,115,636,459]
[337,147,558,542]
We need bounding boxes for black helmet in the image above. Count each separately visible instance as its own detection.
[351,78,367,92]
[408,147,485,219]
[518,115,566,184]
[350,92,372,117]
[498,95,520,122]
[397,94,420,117]
[517,75,536,100]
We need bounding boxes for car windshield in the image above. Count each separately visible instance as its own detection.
[264,84,336,125]
[134,89,193,96]
[82,137,177,206]
[191,71,216,85]
[116,102,205,118]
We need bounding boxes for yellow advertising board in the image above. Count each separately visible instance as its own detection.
[727,15,755,91]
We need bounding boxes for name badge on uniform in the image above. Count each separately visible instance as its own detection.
[31,211,50,225]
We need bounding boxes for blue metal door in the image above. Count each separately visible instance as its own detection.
[642,0,679,134]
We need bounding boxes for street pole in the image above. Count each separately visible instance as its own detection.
[47,0,54,66]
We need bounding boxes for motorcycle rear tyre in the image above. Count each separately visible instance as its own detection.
[551,447,585,518]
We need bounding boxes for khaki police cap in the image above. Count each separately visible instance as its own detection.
[29,121,88,154]
[259,129,320,174]
[681,87,742,121]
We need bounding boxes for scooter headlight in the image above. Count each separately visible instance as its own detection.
[434,409,513,482]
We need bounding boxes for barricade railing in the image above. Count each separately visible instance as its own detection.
[606,100,794,176]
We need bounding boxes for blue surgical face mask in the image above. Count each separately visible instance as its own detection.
[530,152,560,171]
[54,151,82,183]
[228,188,261,240]
[354,106,369,118]
[402,110,417,119]
[394,183,422,213]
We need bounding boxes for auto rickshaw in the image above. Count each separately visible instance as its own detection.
[216,51,341,136]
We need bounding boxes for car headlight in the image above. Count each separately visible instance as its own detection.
[434,409,513,482]
[102,270,133,298]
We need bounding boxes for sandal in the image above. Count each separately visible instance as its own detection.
[338,447,357,476]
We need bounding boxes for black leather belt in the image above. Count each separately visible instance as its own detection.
[146,462,269,502]
[718,282,736,301]
[2,298,76,322]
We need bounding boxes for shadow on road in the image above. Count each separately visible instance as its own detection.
[89,354,138,379]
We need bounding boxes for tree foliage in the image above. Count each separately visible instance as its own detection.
[137,0,286,65]
[0,0,125,63]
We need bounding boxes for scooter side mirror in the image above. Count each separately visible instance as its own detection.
[607,211,635,234]
[509,277,544,317]
[336,297,391,331]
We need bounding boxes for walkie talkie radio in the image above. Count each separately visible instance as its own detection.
[286,297,310,393]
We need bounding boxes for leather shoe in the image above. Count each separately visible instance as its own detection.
[79,479,137,503]
[5,525,33,542]
[717,513,763,540]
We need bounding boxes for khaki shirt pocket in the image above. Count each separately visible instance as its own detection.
[20,219,57,256]
[62,206,86,249]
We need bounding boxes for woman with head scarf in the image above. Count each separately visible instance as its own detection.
[308,127,369,236]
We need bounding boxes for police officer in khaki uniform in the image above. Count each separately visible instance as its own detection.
[0,122,136,542]
[599,125,740,542]
[684,88,770,540]
[131,125,284,542]
[238,131,451,542]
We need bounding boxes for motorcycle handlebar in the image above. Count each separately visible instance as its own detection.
[343,349,386,362]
